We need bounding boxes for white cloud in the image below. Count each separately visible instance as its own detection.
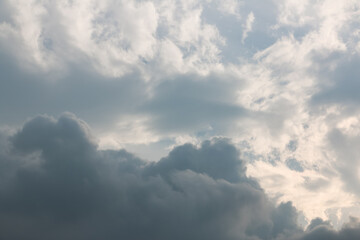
[215,0,242,17]
[0,0,61,72]
[0,0,228,78]
[242,12,254,43]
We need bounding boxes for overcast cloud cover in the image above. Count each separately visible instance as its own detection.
[1,0,360,238]
[1,113,360,239]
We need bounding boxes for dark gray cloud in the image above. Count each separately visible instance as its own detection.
[306,218,332,231]
[0,113,359,240]
[294,217,360,240]
[145,139,248,183]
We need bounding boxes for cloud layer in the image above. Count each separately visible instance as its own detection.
[0,113,359,240]
[1,0,360,230]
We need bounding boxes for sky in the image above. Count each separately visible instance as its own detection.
[1,0,360,239]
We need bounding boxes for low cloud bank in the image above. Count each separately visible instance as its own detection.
[0,113,358,240]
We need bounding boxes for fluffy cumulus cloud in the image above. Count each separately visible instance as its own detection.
[0,113,359,240]
[2,0,360,233]
[0,0,227,77]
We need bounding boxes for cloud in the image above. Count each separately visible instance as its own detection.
[0,0,228,77]
[242,12,255,43]
[327,128,360,196]
[2,0,360,232]
[302,177,330,192]
[140,73,248,134]
[296,217,360,240]
[0,52,148,128]
[0,113,360,239]
[312,55,360,107]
